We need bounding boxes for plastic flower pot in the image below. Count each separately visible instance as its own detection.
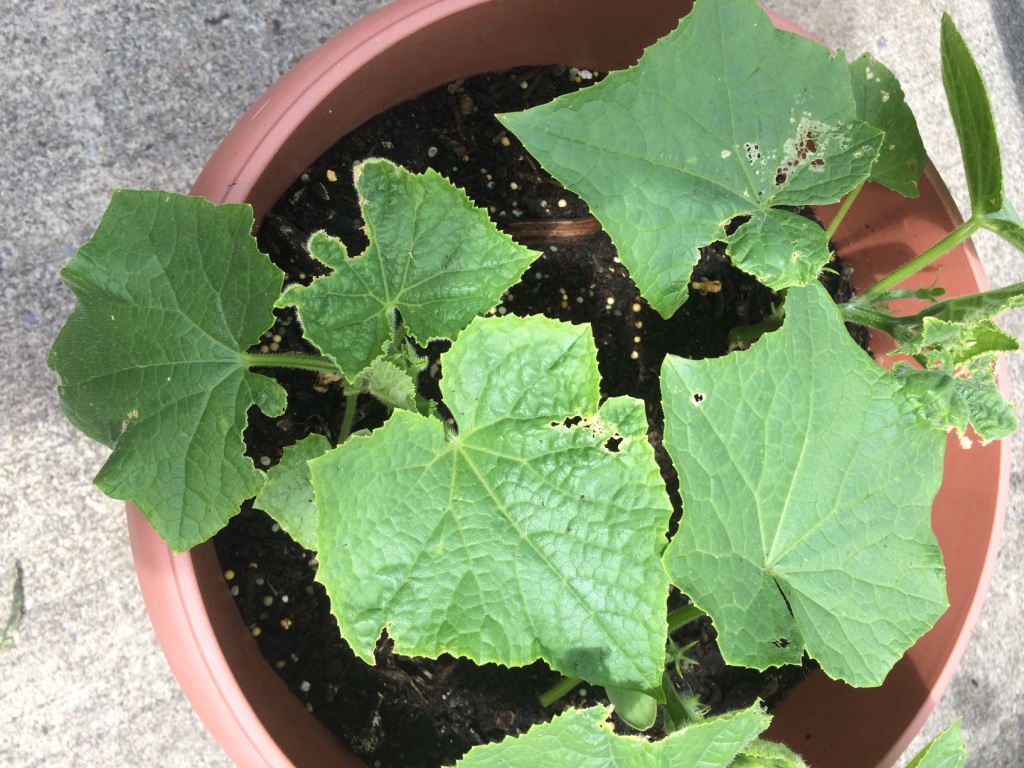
[126,1,1011,766]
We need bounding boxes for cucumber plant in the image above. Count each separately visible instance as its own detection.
[50,0,1023,764]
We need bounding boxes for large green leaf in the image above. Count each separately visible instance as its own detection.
[941,13,1003,216]
[278,159,538,380]
[48,190,286,551]
[454,704,771,768]
[310,315,674,695]
[498,0,881,316]
[661,282,948,686]
[849,52,928,197]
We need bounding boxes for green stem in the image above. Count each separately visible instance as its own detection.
[242,351,342,376]
[338,391,359,444]
[667,604,706,633]
[825,181,864,241]
[728,316,783,348]
[853,217,982,307]
[539,676,582,707]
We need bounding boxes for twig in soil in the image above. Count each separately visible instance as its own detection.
[504,217,602,246]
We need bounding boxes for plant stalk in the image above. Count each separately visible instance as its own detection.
[338,391,360,444]
[242,351,342,376]
[853,217,982,307]
[825,181,864,240]
[539,676,582,707]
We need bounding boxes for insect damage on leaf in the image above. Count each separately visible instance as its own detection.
[497,0,881,316]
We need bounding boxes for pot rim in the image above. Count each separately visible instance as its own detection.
[129,1,1012,766]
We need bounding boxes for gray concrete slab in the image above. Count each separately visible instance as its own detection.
[0,1,1020,766]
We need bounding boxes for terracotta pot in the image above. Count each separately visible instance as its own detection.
[126,1,1011,766]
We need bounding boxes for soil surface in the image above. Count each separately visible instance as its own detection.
[215,64,865,768]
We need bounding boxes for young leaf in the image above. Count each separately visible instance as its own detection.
[352,357,420,412]
[310,315,674,696]
[849,52,928,197]
[454,704,771,768]
[981,199,1024,252]
[905,719,967,768]
[893,355,1017,444]
[732,738,808,768]
[48,190,287,552]
[661,282,948,687]
[886,282,1024,362]
[498,0,881,316]
[252,433,332,551]
[941,13,1003,216]
[277,159,538,380]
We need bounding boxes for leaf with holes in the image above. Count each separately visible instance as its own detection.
[277,158,539,381]
[661,282,948,687]
[48,190,286,552]
[849,52,928,197]
[498,0,882,316]
[310,314,674,696]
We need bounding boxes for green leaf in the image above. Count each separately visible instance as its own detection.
[498,0,881,316]
[732,739,808,768]
[661,282,948,686]
[252,433,332,551]
[353,357,419,412]
[888,283,1024,365]
[726,211,831,290]
[981,198,1024,252]
[894,356,1017,444]
[48,190,286,552]
[941,13,1003,215]
[905,719,967,768]
[914,281,1024,328]
[454,704,770,768]
[277,159,538,380]
[849,52,928,197]
[310,315,674,695]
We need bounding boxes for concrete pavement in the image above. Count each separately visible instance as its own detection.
[1,1,1020,765]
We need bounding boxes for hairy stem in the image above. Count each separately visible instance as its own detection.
[728,317,784,349]
[853,216,982,307]
[824,181,864,241]
[338,391,360,444]
[242,351,342,376]
[539,676,583,707]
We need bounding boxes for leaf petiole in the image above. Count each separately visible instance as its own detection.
[242,351,343,376]
[539,676,583,707]
[825,180,865,241]
[338,391,360,444]
[849,216,982,308]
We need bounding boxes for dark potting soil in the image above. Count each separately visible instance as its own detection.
[214,64,866,768]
